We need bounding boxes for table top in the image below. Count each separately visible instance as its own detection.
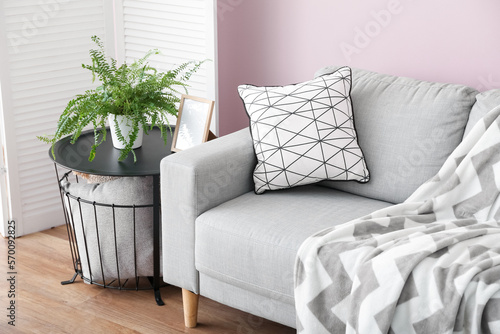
[49,127,174,176]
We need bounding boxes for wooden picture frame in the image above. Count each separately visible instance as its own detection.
[171,95,215,152]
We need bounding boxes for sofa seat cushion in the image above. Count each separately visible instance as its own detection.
[194,185,392,304]
[314,66,478,204]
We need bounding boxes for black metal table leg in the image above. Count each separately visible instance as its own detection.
[153,174,164,306]
[61,272,79,285]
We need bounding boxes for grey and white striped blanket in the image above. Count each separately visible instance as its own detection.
[295,106,500,334]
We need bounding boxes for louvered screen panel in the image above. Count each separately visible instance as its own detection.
[1,0,107,235]
[122,0,211,102]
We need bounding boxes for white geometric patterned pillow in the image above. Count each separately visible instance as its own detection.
[238,66,370,194]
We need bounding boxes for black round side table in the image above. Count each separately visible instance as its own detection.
[50,126,174,306]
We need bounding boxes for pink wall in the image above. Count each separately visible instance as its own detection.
[217,0,500,135]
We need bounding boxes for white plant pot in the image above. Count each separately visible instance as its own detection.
[108,114,144,150]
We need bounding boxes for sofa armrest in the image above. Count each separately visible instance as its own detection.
[160,128,256,293]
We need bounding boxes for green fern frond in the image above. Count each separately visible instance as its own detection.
[38,35,207,162]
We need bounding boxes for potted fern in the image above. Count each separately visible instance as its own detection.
[39,36,205,162]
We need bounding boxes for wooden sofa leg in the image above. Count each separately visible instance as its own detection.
[182,288,199,328]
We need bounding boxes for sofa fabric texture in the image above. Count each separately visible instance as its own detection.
[161,128,256,293]
[195,185,392,305]
[160,66,496,329]
[238,66,369,194]
[199,273,298,328]
[314,66,478,203]
[463,89,500,138]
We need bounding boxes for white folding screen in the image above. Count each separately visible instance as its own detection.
[0,0,108,236]
[0,0,217,236]
[0,93,8,236]
[119,0,217,130]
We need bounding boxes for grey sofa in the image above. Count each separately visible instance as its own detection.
[160,66,500,328]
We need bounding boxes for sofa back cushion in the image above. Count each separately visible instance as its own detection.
[315,66,478,203]
[463,89,500,138]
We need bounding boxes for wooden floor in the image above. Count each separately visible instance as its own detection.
[0,225,295,334]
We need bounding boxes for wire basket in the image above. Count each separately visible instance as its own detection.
[56,170,160,290]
